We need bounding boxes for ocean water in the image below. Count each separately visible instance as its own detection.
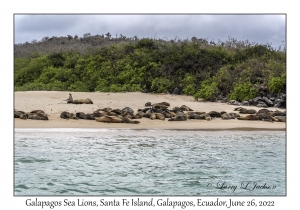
[14,129,286,196]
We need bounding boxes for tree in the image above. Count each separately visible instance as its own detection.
[105,32,111,40]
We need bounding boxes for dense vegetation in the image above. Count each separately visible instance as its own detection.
[14,34,286,101]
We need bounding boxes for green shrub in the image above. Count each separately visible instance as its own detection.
[228,82,258,101]
[194,80,218,100]
[182,74,196,95]
[151,77,173,93]
[268,72,286,93]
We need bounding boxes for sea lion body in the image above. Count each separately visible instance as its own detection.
[239,109,257,114]
[180,105,193,111]
[66,93,93,104]
[208,111,221,118]
[168,115,188,121]
[237,115,260,120]
[123,116,140,124]
[200,113,211,121]
[14,110,26,118]
[95,115,124,123]
[221,113,233,120]
[272,116,286,122]
[155,113,165,120]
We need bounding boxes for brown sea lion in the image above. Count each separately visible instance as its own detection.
[30,110,45,114]
[66,93,93,104]
[143,112,156,120]
[237,115,260,120]
[14,110,26,118]
[123,116,140,124]
[111,109,123,115]
[221,113,233,120]
[229,112,240,119]
[200,113,211,121]
[133,111,144,119]
[270,110,286,117]
[27,113,49,120]
[155,113,165,120]
[19,113,28,119]
[168,115,188,121]
[151,103,168,110]
[208,111,221,118]
[98,107,113,112]
[257,109,272,115]
[76,112,95,120]
[60,111,78,120]
[233,107,244,111]
[239,109,257,114]
[95,115,124,123]
[180,105,193,111]
[272,116,286,122]
[256,113,274,122]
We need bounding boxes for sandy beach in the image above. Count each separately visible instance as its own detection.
[14,91,286,130]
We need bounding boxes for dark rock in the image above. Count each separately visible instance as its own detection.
[172,87,180,95]
[256,102,268,108]
[241,101,249,106]
[262,97,274,107]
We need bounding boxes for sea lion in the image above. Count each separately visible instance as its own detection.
[239,109,257,114]
[14,110,26,118]
[272,116,286,122]
[19,113,28,119]
[134,111,144,119]
[143,112,156,120]
[60,111,77,120]
[237,115,260,120]
[199,113,211,121]
[168,115,188,121]
[27,113,49,120]
[122,107,134,115]
[65,93,93,104]
[221,113,233,120]
[30,110,45,114]
[60,111,69,119]
[256,113,274,122]
[257,109,272,115]
[270,110,286,117]
[123,116,140,124]
[95,115,124,123]
[155,113,165,120]
[208,111,221,118]
[233,107,244,111]
[145,102,152,107]
[180,105,193,111]
[99,107,113,112]
[111,109,123,115]
[151,103,168,110]
[229,112,240,119]
[76,112,95,120]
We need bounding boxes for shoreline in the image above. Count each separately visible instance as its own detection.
[15,127,286,132]
[14,91,286,131]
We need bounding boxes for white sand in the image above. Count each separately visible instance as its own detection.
[14,91,286,130]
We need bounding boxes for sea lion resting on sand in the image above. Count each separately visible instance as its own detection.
[272,116,286,122]
[14,110,26,118]
[19,110,48,120]
[60,111,78,120]
[168,112,188,121]
[95,115,124,123]
[65,93,93,104]
[237,115,260,121]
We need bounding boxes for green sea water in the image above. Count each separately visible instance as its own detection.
[14,129,286,196]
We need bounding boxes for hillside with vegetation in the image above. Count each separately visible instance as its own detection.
[14,33,286,102]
